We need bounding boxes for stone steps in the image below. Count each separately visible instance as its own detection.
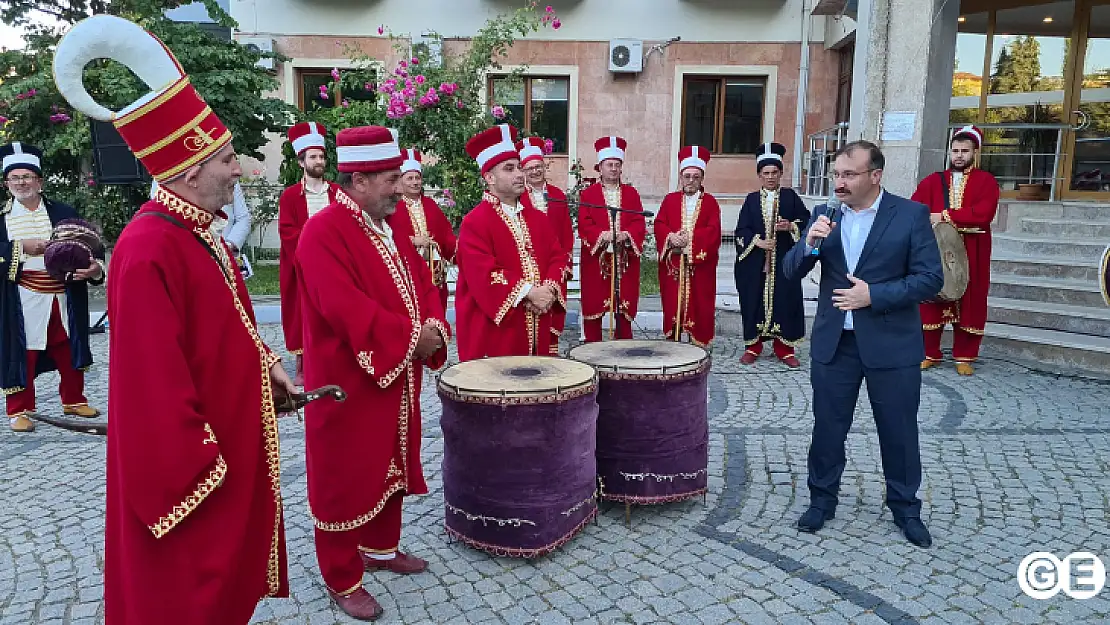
[987,297,1110,338]
[988,274,1105,308]
[1020,217,1110,238]
[976,322,1110,377]
[992,233,1107,260]
[989,252,1100,282]
[1062,202,1110,221]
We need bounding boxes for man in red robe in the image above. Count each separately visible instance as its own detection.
[297,126,450,621]
[279,121,343,385]
[518,136,573,354]
[913,125,999,376]
[389,146,457,312]
[455,124,566,361]
[578,136,646,342]
[55,15,295,624]
[655,146,722,346]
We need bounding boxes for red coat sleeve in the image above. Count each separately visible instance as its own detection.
[548,186,574,260]
[401,241,452,370]
[577,185,606,252]
[947,171,1000,229]
[296,214,420,389]
[108,256,225,538]
[457,207,529,325]
[691,194,722,265]
[425,198,458,264]
[622,186,648,257]
[528,209,568,311]
[653,195,678,261]
[910,173,942,210]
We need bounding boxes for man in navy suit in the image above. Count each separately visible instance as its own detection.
[783,141,943,548]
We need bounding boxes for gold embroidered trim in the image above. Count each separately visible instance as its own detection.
[202,423,217,445]
[337,193,421,389]
[789,220,802,243]
[358,546,398,555]
[357,351,375,376]
[154,187,214,227]
[496,281,527,326]
[114,77,192,127]
[148,455,226,538]
[424,317,451,345]
[133,106,215,158]
[288,348,304,356]
[736,236,759,262]
[2,385,26,396]
[948,167,972,211]
[386,458,403,479]
[922,323,945,330]
[544,279,567,311]
[155,130,232,182]
[490,270,508,285]
[193,226,284,596]
[311,479,405,532]
[331,579,365,597]
[7,240,21,282]
[958,326,985,335]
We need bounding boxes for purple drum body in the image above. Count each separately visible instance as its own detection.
[438,357,599,558]
[568,340,710,505]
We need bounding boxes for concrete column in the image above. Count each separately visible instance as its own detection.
[846,0,960,196]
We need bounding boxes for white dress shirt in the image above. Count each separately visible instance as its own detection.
[838,190,883,330]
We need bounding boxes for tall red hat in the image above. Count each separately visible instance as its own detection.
[952,125,983,148]
[516,137,546,167]
[400,148,423,174]
[288,121,327,157]
[466,124,520,174]
[595,136,627,164]
[678,145,710,173]
[53,15,232,183]
[336,126,403,173]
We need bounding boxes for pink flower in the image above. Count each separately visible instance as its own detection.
[552,18,561,29]
[415,75,426,85]
[378,25,385,35]
[49,113,71,124]
[491,105,506,119]
[443,188,454,199]
[399,60,408,69]
[319,92,329,101]
[456,99,465,109]
[411,57,420,65]
[330,67,340,80]
[86,178,96,187]
[405,78,414,89]
[0,116,8,125]
[546,5,553,12]
[543,138,554,154]
[28,88,36,97]
[365,82,375,92]
[341,99,350,107]
[387,109,398,119]
[252,169,262,176]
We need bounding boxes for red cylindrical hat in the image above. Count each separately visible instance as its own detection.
[516,137,546,167]
[952,125,983,148]
[288,121,328,157]
[466,124,520,174]
[336,126,404,173]
[678,145,710,173]
[595,136,627,164]
[401,148,423,174]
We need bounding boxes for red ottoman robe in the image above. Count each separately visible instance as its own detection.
[912,168,999,334]
[389,194,457,313]
[278,180,342,355]
[654,190,722,346]
[521,183,574,352]
[296,193,449,533]
[455,193,567,361]
[106,191,288,625]
[577,183,647,323]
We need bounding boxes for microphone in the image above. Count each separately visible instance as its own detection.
[809,195,842,256]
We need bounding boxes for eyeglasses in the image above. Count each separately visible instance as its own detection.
[5,174,40,184]
[830,168,877,181]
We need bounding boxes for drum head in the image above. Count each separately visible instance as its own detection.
[438,356,596,400]
[1100,244,1110,307]
[568,340,709,376]
[933,222,969,302]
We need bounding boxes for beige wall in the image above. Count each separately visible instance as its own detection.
[247,35,840,202]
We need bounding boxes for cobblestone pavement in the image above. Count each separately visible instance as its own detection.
[2,323,1109,625]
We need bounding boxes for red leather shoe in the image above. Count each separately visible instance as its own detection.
[740,351,758,365]
[361,551,427,575]
[329,587,383,621]
[780,355,801,369]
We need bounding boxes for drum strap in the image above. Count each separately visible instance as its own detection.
[940,172,951,211]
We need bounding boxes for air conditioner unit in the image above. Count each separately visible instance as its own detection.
[608,39,643,73]
[240,37,276,71]
[413,32,443,68]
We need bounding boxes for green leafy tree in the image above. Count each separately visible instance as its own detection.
[0,0,296,242]
[277,2,562,225]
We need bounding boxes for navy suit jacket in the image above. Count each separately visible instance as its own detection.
[782,190,943,369]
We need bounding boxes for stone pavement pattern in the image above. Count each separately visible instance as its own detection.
[1,324,1109,624]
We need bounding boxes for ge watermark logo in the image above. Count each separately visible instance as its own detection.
[1017,552,1107,600]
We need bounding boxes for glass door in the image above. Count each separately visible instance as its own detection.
[1065,1,1110,196]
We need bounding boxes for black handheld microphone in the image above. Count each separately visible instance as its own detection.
[809,195,842,257]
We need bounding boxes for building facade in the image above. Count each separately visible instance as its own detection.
[231,0,851,203]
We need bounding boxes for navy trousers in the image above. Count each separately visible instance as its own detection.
[807,331,923,519]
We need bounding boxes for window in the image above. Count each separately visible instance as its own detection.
[681,77,765,155]
[296,68,376,111]
[836,44,855,124]
[487,76,570,154]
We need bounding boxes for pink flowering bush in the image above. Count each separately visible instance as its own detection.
[279,2,562,221]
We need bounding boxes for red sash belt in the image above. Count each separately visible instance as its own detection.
[19,270,65,294]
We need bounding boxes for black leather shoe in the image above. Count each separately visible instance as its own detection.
[894,517,933,548]
[797,506,835,533]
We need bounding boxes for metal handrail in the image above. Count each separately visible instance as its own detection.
[945,123,1069,200]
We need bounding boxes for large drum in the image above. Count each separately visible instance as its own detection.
[930,221,970,302]
[567,340,710,505]
[1100,244,1110,307]
[438,356,599,558]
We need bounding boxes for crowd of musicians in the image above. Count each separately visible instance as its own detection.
[0,14,1007,624]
